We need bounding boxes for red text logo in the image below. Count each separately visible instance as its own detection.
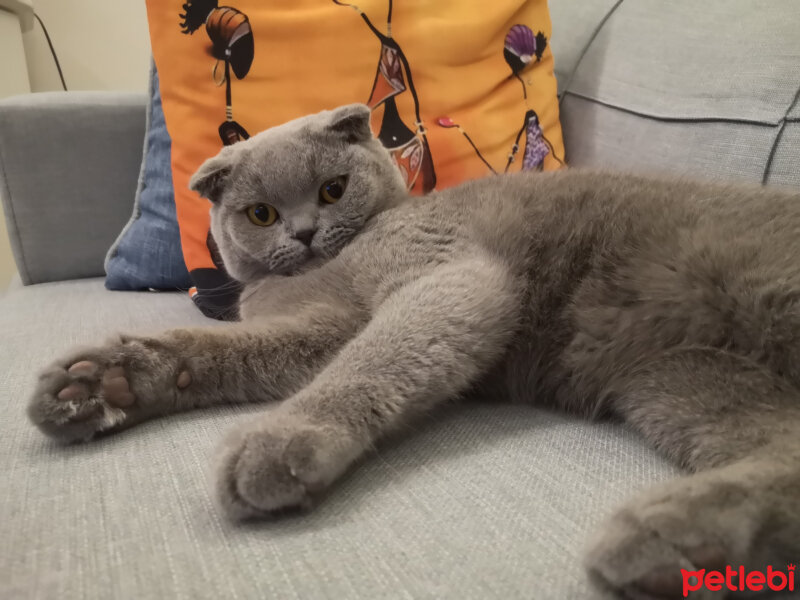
[681,564,795,597]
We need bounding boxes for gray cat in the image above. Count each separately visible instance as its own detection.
[28,104,800,599]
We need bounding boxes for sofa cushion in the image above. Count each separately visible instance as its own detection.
[560,95,778,183]
[566,0,799,124]
[0,279,676,599]
[552,0,800,187]
[0,93,145,285]
[548,0,620,94]
[766,122,800,189]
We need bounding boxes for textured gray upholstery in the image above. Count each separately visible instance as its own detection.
[564,0,800,123]
[0,92,147,285]
[551,0,800,189]
[559,95,779,183]
[2,1,800,598]
[767,122,800,189]
[548,0,621,93]
[0,279,675,599]
[790,101,800,121]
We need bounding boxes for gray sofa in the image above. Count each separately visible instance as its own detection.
[1,1,798,598]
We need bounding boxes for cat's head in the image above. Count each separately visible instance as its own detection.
[190,104,407,283]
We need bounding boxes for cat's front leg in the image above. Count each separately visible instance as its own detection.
[29,305,360,443]
[214,256,522,519]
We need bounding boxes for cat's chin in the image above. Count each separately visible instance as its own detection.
[266,252,328,277]
[255,245,342,278]
[289,254,329,275]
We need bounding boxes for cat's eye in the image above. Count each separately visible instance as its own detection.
[319,176,347,204]
[246,204,278,227]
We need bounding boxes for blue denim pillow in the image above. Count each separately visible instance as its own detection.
[104,62,192,291]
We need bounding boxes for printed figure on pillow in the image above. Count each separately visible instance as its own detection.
[180,0,253,146]
[438,24,563,173]
[334,0,436,194]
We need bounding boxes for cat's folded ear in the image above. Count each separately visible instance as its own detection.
[327,104,373,144]
[189,146,237,203]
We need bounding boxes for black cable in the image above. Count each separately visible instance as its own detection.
[33,13,68,91]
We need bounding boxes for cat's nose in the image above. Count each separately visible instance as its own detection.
[293,228,317,246]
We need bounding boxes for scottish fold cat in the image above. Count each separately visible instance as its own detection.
[29,104,800,599]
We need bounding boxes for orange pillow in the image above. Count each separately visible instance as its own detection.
[145,0,564,318]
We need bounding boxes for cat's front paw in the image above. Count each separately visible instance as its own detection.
[28,336,190,443]
[215,412,360,520]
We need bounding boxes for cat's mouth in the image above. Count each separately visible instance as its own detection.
[299,246,328,269]
[265,237,347,277]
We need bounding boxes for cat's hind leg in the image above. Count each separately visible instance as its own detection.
[585,347,800,600]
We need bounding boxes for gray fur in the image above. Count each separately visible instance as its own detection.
[190,104,406,281]
[29,105,800,598]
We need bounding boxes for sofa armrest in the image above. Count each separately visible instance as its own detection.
[0,92,147,285]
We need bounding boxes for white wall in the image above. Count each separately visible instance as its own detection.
[0,0,150,291]
[0,7,29,291]
[23,0,151,92]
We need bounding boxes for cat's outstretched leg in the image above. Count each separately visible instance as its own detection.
[584,348,800,600]
[214,256,521,519]
[28,303,359,443]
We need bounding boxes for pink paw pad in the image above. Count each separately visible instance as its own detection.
[57,382,88,402]
[102,366,135,407]
[68,360,98,377]
[176,370,192,389]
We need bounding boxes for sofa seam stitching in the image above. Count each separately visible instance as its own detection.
[562,91,783,127]
[761,84,800,185]
[557,0,625,107]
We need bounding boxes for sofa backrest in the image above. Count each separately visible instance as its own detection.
[549,0,800,189]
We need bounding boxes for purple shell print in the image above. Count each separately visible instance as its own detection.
[505,25,536,68]
[504,24,548,76]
